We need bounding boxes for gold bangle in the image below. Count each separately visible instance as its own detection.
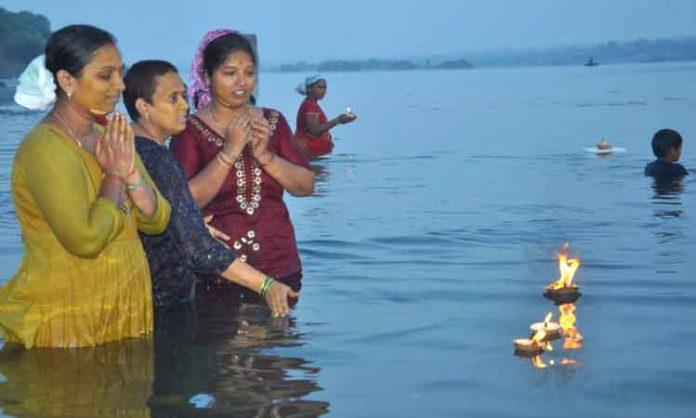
[217,152,235,167]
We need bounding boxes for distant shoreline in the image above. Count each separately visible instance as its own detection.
[267,57,696,74]
[268,58,473,73]
[269,37,696,74]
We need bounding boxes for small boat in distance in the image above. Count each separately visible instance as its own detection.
[584,56,599,67]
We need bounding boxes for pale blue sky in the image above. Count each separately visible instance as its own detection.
[3,0,696,67]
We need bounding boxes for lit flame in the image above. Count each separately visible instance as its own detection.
[547,243,580,290]
[559,303,583,350]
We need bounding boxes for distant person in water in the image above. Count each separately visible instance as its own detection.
[644,129,688,178]
[295,75,357,158]
[123,60,298,318]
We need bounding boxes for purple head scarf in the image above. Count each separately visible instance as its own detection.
[188,28,237,110]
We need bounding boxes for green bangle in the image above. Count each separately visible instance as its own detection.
[260,276,275,297]
[126,177,146,190]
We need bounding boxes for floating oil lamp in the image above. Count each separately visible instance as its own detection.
[529,312,562,341]
[544,244,581,303]
[543,288,581,304]
[513,327,550,356]
[559,303,584,350]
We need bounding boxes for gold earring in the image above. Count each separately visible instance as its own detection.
[145,112,150,120]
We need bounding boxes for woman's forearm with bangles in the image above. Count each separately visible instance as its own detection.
[124,170,157,217]
[188,151,238,208]
[100,173,125,205]
[221,258,268,293]
[220,258,298,317]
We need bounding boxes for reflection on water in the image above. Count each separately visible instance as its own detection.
[651,177,685,199]
[651,177,685,218]
[151,295,328,418]
[0,339,153,417]
[650,176,687,273]
[0,296,328,418]
[521,302,584,371]
[559,303,583,351]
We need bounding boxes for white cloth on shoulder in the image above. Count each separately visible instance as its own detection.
[14,55,57,110]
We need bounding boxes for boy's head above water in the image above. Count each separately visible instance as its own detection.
[652,129,683,162]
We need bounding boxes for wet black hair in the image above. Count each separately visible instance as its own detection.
[123,60,179,121]
[44,24,116,96]
[203,33,257,77]
[652,129,683,158]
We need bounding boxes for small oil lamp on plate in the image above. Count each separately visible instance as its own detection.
[529,312,561,340]
[543,244,581,302]
[513,327,550,356]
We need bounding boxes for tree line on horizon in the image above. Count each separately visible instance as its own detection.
[0,8,50,79]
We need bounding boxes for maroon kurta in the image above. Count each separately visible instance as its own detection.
[171,109,309,291]
[295,98,334,158]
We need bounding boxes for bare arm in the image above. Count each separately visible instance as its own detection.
[221,259,299,317]
[187,154,234,208]
[123,169,157,217]
[184,115,251,208]
[100,174,124,204]
[306,112,340,136]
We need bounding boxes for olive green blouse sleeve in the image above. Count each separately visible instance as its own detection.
[19,130,125,258]
[133,154,170,235]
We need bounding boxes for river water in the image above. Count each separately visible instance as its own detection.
[0,61,695,417]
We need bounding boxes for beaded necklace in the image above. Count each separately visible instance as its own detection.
[195,109,276,217]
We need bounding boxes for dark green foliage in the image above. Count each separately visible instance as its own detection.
[0,7,50,78]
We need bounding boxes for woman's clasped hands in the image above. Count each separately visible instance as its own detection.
[221,110,276,166]
[95,112,135,179]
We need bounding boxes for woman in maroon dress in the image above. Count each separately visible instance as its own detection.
[295,75,357,158]
[171,30,314,294]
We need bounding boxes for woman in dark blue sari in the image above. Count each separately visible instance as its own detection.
[123,60,298,319]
